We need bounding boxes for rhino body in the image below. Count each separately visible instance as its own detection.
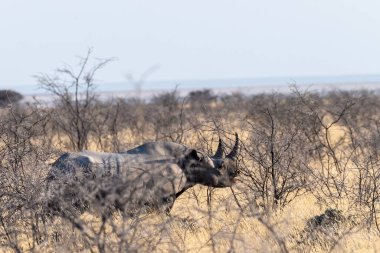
[48,135,240,213]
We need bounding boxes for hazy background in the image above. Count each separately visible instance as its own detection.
[1,0,380,94]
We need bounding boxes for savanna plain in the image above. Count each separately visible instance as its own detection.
[2,59,380,252]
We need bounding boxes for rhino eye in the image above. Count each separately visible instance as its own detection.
[229,171,236,177]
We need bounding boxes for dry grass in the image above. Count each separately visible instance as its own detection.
[34,186,379,253]
[3,89,380,252]
[31,125,378,252]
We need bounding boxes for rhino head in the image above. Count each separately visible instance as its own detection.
[181,133,241,188]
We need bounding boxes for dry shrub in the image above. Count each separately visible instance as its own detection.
[3,57,380,252]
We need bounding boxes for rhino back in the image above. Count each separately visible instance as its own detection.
[51,150,186,182]
[125,141,188,156]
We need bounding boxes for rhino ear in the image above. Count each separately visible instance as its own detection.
[185,149,200,160]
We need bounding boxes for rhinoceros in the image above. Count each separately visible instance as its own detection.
[47,134,240,213]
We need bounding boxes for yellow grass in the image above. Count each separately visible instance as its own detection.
[42,186,379,253]
[9,123,380,252]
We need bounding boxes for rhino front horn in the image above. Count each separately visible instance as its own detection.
[213,138,225,159]
[227,133,240,160]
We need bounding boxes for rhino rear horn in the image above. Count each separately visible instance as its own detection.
[213,138,225,159]
[227,133,240,160]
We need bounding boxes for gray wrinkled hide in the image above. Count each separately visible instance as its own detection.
[48,140,239,213]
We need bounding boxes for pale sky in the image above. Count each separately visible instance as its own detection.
[1,0,380,90]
